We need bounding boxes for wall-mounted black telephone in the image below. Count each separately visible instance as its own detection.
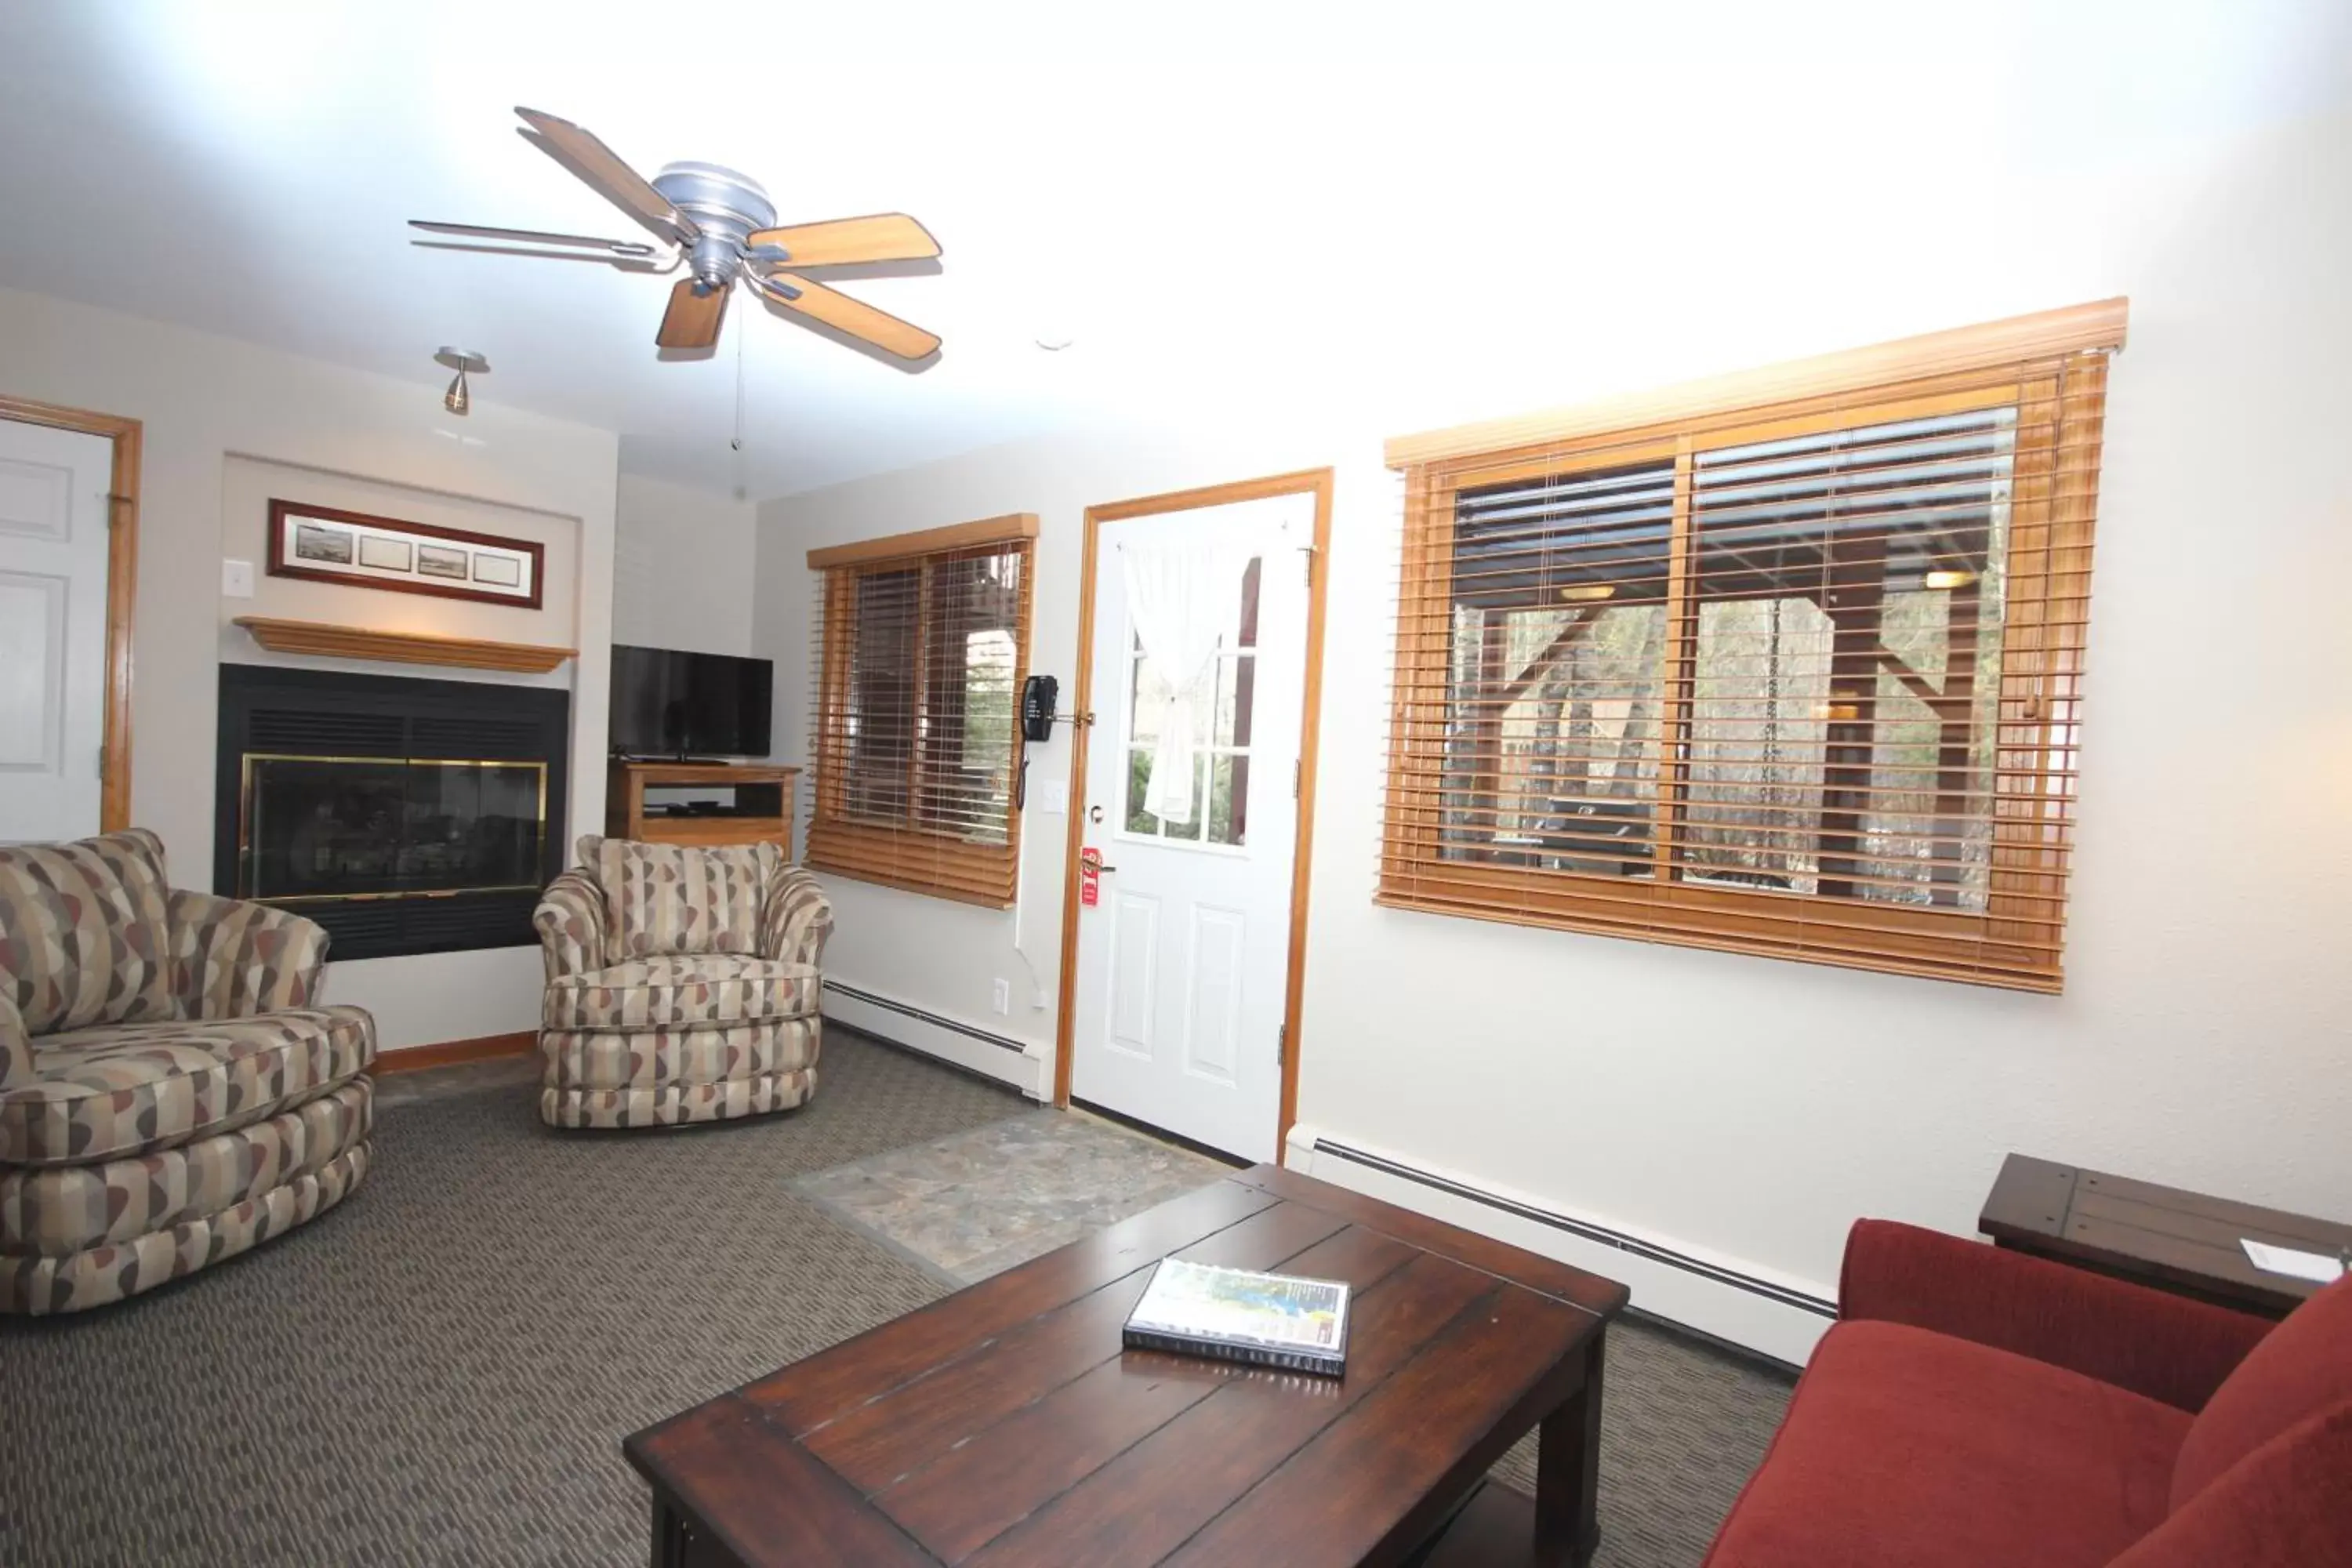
[1014,675,1059,811]
[1021,674,1059,743]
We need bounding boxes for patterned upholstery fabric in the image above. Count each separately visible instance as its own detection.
[541,1016,821,1091]
[543,955,819,1032]
[761,866,835,972]
[532,869,607,982]
[593,839,779,964]
[540,1070,815,1131]
[167,889,331,1020]
[0,1141,371,1316]
[0,993,28,1094]
[0,1007,374,1167]
[535,848,832,1131]
[2,1079,370,1257]
[0,828,378,1314]
[0,829,178,1036]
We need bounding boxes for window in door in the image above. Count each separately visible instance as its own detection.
[1124,558,1260,848]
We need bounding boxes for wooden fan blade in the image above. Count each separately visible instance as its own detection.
[656,278,729,350]
[754,273,940,361]
[514,107,698,245]
[409,220,658,257]
[744,213,940,267]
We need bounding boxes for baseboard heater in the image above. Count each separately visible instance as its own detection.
[820,980,1027,1054]
[1308,1137,1839,1320]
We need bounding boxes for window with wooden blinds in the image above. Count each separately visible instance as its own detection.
[1380,301,2126,991]
[807,514,1038,906]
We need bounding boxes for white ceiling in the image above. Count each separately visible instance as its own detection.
[2,1,2344,501]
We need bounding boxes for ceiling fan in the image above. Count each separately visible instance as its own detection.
[410,107,942,361]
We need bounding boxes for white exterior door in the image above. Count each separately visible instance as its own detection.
[1071,492,1313,1161]
[0,419,113,844]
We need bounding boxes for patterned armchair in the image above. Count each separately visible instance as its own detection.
[532,836,833,1130]
[0,829,376,1315]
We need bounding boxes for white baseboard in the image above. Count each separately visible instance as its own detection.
[822,978,1046,1100]
[1284,1123,1835,1367]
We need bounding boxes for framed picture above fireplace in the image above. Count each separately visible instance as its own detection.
[266,499,544,610]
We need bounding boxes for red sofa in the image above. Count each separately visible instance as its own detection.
[1702,1220,2352,1567]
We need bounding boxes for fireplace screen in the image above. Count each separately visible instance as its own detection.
[238,755,549,902]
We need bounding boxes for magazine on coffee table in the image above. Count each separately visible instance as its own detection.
[1121,1258,1351,1375]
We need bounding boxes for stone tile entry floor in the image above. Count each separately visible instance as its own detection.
[790,1105,1235,1285]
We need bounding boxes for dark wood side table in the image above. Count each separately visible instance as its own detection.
[626,1163,1630,1567]
[1979,1152,2350,1319]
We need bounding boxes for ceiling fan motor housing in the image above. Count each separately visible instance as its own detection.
[653,162,776,292]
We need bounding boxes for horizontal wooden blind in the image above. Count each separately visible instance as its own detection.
[1381,304,2125,990]
[808,516,1036,907]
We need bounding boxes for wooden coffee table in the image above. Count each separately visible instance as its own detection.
[625,1163,1628,1567]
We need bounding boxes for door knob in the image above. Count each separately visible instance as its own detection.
[1087,804,1104,824]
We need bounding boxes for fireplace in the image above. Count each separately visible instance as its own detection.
[216,666,568,960]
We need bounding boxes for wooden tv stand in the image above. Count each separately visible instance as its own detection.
[606,760,801,858]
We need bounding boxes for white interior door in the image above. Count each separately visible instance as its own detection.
[0,419,113,844]
[1072,492,1313,1161]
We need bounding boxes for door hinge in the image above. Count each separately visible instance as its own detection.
[1277,1023,1287,1066]
[1292,758,1301,798]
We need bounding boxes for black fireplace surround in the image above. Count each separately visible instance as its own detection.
[216,665,569,961]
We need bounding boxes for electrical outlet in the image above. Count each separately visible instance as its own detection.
[991,978,1011,1017]
[220,559,255,599]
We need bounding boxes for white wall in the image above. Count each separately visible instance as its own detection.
[0,285,619,1051]
[753,105,2352,1359]
[614,473,757,658]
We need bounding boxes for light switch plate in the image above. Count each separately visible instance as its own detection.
[220,559,255,598]
[1033,778,1069,815]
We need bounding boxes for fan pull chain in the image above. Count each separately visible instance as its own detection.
[731,311,746,455]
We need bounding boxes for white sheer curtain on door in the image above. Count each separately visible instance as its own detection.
[1120,543,1251,822]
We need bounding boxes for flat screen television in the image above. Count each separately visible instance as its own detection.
[608,644,774,758]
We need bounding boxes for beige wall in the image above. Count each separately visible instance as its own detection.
[754,105,2352,1360]
[614,473,757,659]
[221,455,584,672]
[0,285,619,1051]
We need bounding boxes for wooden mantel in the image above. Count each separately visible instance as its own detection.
[233,616,575,675]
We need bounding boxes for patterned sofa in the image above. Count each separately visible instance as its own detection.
[0,830,376,1315]
[533,837,832,1130]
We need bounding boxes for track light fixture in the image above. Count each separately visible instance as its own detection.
[434,347,489,416]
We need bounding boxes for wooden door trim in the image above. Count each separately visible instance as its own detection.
[1052,466,1336,1163]
[0,394,141,833]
